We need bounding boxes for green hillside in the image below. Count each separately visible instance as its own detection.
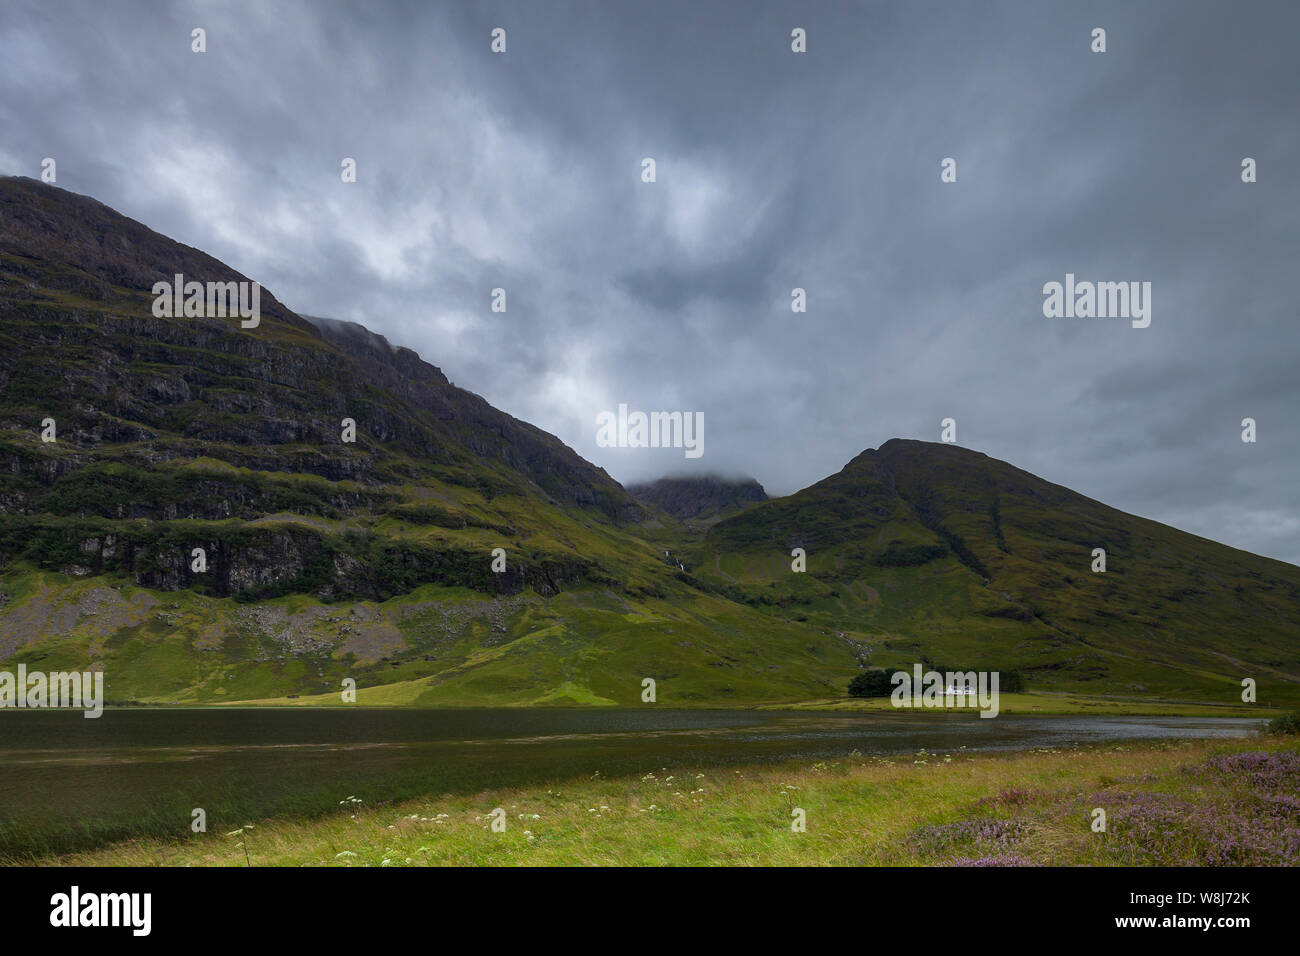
[0,177,859,706]
[689,441,1300,705]
[1,176,1296,709]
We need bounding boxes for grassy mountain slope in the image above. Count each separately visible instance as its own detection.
[687,440,1300,705]
[0,177,859,705]
[1,177,1295,709]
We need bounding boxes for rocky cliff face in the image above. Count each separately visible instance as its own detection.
[0,176,644,604]
[302,314,641,522]
[0,176,306,330]
[0,177,638,519]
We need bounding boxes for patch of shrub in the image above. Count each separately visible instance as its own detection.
[911,818,1026,856]
[848,669,894,698]
[1266,711,1300,736]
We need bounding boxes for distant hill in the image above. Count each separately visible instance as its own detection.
[628,475,767,523]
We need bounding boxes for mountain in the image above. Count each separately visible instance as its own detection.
[627,475,767,523]
[0,177,858,706]
[689,439,1300,704]
[1,177,1297,709]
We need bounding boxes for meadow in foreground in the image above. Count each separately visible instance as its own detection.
[31,735,1299,867]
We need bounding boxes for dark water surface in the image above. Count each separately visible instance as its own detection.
[0,708,1262,857]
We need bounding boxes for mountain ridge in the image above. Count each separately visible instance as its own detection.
[695,438,1300,699]
[1,177,1297,708]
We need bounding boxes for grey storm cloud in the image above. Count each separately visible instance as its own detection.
[1,0,1297,563]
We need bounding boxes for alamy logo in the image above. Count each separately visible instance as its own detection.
[595,404,704,459]
[1042,273,1151,328]
[151,273,261,328]
[50,886,151,936]
[890,664,1000,718]
[0,665,104,718]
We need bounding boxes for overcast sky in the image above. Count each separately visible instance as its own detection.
[2,0,1297,564]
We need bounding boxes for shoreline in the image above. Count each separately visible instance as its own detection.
[4,690,1273,718]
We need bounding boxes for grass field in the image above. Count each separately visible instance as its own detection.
[225,688,1275,717]
[765,691,1274,717]
[30,733,1299,867]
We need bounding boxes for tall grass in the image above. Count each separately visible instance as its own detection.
[22,735,1297,867]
